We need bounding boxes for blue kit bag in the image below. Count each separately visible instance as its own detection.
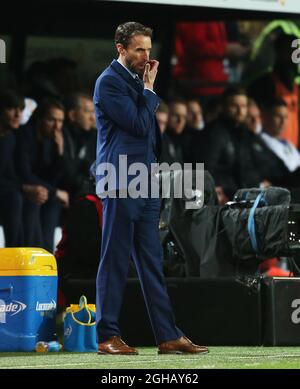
[63,295,97,352]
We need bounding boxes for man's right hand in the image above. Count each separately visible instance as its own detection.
[143,60,159,91]
[53,129,64,156]
[23,184,49,205]
[56,189,69,208]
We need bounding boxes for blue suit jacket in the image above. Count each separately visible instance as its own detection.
[93,59,161,196]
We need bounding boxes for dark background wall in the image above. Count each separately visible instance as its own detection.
[1,0,299,98]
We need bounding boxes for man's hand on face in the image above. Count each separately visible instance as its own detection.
[143,60,159,91]
[53,129,64,156]
[56,189,69,208]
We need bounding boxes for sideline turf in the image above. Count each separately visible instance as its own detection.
[1,347,300,369]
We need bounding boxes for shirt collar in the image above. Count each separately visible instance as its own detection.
[117,58,138,79]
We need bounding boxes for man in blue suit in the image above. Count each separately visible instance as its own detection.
[93,21,208,355]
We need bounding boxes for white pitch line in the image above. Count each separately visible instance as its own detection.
[0,358,209,369]
[0,356,231,369]
[2,354,300,369]
[225,354,300,360]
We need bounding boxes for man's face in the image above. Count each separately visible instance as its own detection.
[265,106,289,137]
[117,34,151,76]
[69,97,95,131]
[187,101,203,129]
[168,103,187,134]
[246,103,262,134]
[0,107,23,130]
[225,95,248,125]
[156,111,168,134]
[40,108,64,137]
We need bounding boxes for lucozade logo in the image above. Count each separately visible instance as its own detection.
[0,300,27,323]
[35,300,56,311]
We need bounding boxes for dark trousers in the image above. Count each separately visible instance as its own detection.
[0,190,24,247]
[23,197,62,252]
[96,195,183,344]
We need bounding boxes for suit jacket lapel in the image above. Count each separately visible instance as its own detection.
[111,59,142,94]
[110,60,161,157]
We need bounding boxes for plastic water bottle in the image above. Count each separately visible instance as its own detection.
[35,341,62,352]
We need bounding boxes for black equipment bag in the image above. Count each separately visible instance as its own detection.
[160,174,298,277]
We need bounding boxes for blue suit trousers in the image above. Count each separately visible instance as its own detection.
[96,195,183,344]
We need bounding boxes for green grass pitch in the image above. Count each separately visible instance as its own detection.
[1,347,300,369]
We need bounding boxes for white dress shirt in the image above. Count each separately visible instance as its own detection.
[260,131,300,172]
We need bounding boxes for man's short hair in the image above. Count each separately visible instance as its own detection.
[0,90,25,112]
[115,21,153,48]
[248,98,259,107]
[264,98,288,112]
[33,98,65,120]
[187,98,201,106]
[156,101,169,115]
[222,85,247,102]
[168,99,187,110]
[66,93,92,112]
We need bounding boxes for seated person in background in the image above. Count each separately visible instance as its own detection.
[0,90,25,246]
[159,100,184,165]
[240,99,291,191]
[63,93,97,199]
[185,99,208,165]
[204,86,274,204]
[204,86,252,203]
[156,101,169,134]
[246,98,262,134]
[203,96,223,125]
[259,98,300,190]
[248,33,299,147]
[163,99,203,165]
[17,98,69,252]
[186,99,205,131]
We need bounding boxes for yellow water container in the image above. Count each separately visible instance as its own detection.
[0,248,58,351]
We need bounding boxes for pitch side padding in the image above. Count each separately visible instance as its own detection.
[262,277,300,346]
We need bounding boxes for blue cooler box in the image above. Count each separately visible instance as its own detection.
[0,248,58,351]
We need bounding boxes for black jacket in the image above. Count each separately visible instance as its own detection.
[0,131,22,194]
[62,124,97,197]
[202,116,256,196]
[16,123,65,198]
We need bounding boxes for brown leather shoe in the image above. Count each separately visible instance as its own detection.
[158,336,209,354]
[98,336,138,355]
